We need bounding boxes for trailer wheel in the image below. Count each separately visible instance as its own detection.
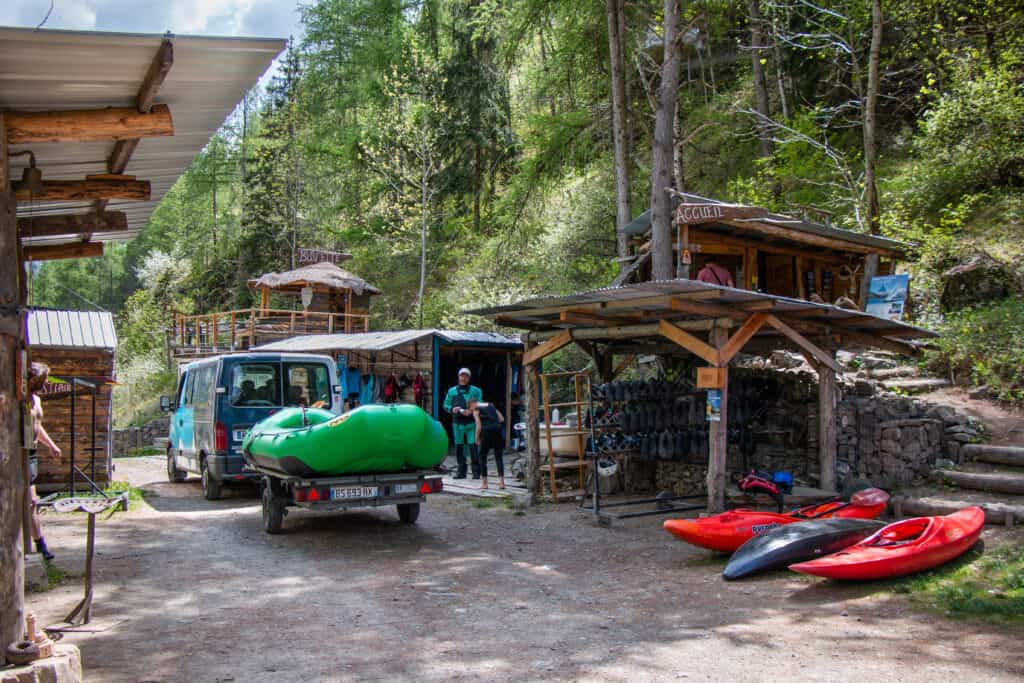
[262,479,286,534]
[397,502,420,524]
[166,450,187,483]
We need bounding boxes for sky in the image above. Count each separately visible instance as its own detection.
[0,0,302,41]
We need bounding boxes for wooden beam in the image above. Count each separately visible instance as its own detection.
[22,242,103,261]
[721,218,899,258]
[525,317,731,343]
[5,104,174,144]
[611,354,636,380]
[136,39,174,112]
[107,139,140,176]
[15,178,150,202]
[718,313,768,365]
[523,342,541,499]
[793,316,919,357]
[658,320,720,366]
[17,211,127,238]
[818,358,838,492]
[669,297,747,321]
[763,314,844,375]
[522,329,573,366]
[559,309,637,327]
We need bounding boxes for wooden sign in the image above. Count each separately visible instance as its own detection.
[296,247,352,266]
[696,367,726,389]
[675,203,768,226]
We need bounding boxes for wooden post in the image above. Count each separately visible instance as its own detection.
[211,314,218,350]
[818,353,838,492]
[706,325,729,513]
[505,351,513,447]
[523,345,541,502]
[0,109,27,663]
[230,311,237,350]
[541,373,557,500]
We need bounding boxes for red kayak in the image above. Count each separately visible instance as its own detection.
[789,506,984,580]
[663,489,889,553]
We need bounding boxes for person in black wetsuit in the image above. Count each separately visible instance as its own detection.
[469,397,506,490]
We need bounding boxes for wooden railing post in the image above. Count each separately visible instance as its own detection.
[211,314,218,350]
[248,308,255,349]
[230,312,236,349]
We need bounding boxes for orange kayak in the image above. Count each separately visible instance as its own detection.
[663,490,889,553]
[789,506,984,580]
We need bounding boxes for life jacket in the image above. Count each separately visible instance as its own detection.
[412,374,425,405]
[738,470,785,512]
[383,375,399,403]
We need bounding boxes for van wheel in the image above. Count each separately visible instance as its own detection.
[166,450,187,483]
[262,479,285,534]
[200,458,222,501]
[397,503,420,524]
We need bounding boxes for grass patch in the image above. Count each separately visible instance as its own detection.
[126,446,163,457]
[890,541,1024,625]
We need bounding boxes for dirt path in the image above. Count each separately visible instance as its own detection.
[26,456,1022,682]
[920,387,1024,447]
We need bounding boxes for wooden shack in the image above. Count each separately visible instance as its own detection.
[171,262,381,359]
[616,193,909,304]
[26,309,117,492]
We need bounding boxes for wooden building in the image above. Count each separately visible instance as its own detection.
[0,26,284,650]
[171,262,381,359]
[615,193,909,305]
[255,330,523,442]
[26,309,117,492]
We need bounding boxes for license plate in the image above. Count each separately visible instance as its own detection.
[233,429,248,441]
[394,483,419,495]
[331,486,378,500]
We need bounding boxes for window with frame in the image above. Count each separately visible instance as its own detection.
[191,365,216,407]
[284,363,331,407]
[230,363,281,407]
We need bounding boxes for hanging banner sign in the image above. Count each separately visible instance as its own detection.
[296,247,352,266]
[675,203,768,226]
[866,274,910,321]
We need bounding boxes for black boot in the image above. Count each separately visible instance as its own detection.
[35,538,54,561]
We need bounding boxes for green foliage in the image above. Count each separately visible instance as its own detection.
[926,298,1024,402]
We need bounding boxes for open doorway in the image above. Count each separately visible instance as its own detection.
[436,346,511,444]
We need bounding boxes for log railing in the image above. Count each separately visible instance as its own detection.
[170,308,369,357]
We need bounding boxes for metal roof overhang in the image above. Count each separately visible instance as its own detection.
[27,308,117,349]
[467,279,935,356]
[254,329,522,354]
[1,26,286,248]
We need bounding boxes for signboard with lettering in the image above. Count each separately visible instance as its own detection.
[296,247,352,266]
[866,274,909,321]
[674,203,768,226]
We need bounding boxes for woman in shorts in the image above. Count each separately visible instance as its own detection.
[470,397,506,491]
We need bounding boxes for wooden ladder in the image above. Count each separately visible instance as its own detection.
[539,371,592,502]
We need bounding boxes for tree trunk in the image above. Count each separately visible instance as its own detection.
[748,0,773,157]
[607,0,632,267]
[418,137,429,329]
[859,0,883,307]
[650,0,682,281]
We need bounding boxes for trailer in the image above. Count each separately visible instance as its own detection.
[256,467,443,534]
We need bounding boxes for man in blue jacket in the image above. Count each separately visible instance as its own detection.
[443,368,483,479]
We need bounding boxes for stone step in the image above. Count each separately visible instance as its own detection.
[932,469,1024,496]
[880,377,951,394]
[891,495,1021,526]
[963,444,1024,468]
[866,365,920,380]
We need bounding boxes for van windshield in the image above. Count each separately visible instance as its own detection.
[285,363,332,407]
[230,363,281,407]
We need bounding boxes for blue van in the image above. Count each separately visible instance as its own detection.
[164,353,341,500]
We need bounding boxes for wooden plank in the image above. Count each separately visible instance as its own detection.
[17,211,128,238]
[522,329,573,366]
[15,178,150,202]
[718,313,767,365]
[763,314,844,374]
[706,326,729,513]
[23,242,103,261]
[669,297,747,321]
[658,320,720,366]
[675,202,769,225]
[933,470,1024,496]
[5,104,174,144]
[962,444,1024,467]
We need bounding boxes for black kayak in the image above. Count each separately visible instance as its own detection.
[722,518,886,581]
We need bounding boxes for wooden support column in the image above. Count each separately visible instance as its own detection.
[706,325,729,513]
[817,355,838,492]
[0,110,27,664]
[522,344,541,501]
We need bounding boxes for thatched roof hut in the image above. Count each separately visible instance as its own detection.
[248,262,381,297]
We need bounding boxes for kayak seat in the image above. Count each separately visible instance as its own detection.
[868,518,931,547]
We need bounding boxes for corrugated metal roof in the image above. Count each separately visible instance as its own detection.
[467,279,936,341]
[2,27,286,247]
[254,329,522,353]
[623,192,910,255]
[27,309,117,349]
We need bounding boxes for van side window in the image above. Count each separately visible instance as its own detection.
[230,363,281,406]
[182,371,196,408]
[176,372,188,409]
[192,366,215,407]
[284,363,331,407]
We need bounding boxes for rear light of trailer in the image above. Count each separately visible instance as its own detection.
[308,487,322,502]
[420,478,443,495]
[294,488,307,502]
[215,422,228,452]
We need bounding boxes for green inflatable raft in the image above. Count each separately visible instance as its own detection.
[241,404,449,477]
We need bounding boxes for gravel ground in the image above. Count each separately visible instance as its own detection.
[25,456,1023,682]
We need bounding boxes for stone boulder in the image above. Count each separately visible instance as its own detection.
[940,252,1016,312]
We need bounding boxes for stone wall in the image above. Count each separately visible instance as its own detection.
[111,414,170,457]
